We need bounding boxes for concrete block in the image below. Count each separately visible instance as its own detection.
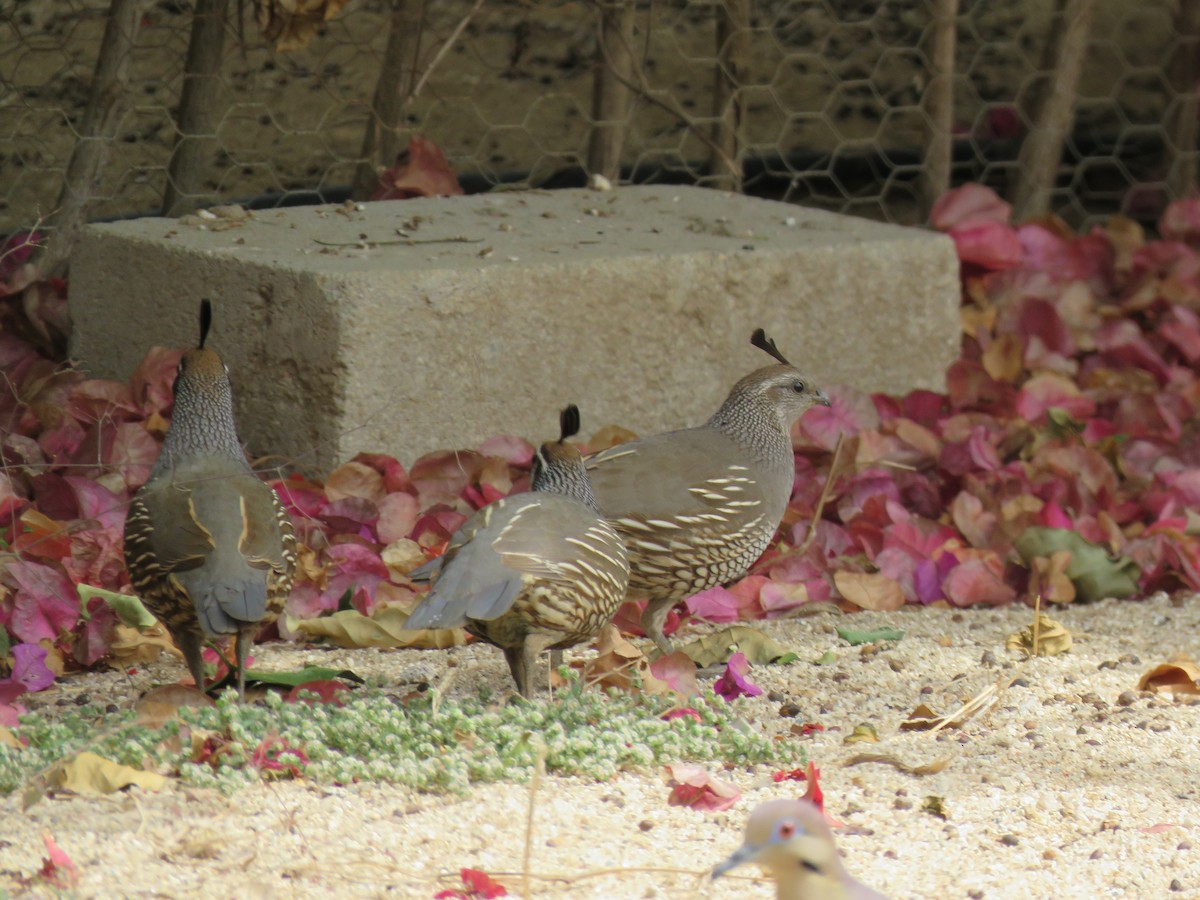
[70,186,960,469]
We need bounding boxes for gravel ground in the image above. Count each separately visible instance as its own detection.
[2,594,1199,899]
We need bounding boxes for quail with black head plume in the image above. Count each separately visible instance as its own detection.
[405,405,631,697]
[123,300,296,697]
[584,329,830,655]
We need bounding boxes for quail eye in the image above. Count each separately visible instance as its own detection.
[792,380,805,394]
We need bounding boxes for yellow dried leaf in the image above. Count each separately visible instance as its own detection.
[892,418,942,459]
[1137,656,1200,695]
[295,545,329,588]
[1006,614,1072,657]
[1102,215,1144,273]
[834,571,905,611]
[981,333,1023,383]
[106,622,177,667]
[48,752,167,795]
[381,539,427,577]
[588,424,639,453]
[291,606,466,649]
[960,302,996,340]
[1030,551,1076,604]
[843,723,880,744]
[0,724,20,749]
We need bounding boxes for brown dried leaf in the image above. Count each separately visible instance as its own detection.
[845,753,951,776]
[105,622,177,667]
[834,571,905,611]
[922,795,948,819]
[323,460,386,505]
[1137,655,1200,695]
[900,703,946,732]
[257,0,351,52]
[135,684,215,728]
[580,625,673,696]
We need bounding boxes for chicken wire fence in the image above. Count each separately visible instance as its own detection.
[0,0,1197,246]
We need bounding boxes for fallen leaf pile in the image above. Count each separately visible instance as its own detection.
[2,183,1200,708]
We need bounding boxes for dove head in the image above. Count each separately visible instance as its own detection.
[713,799,853,899]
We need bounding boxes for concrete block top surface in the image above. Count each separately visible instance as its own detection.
[86,185,941,274]
[73,186,961,468]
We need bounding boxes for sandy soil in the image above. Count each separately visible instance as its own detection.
[2,592,1198,899]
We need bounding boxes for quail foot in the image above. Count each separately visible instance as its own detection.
[585,329,829,655]
[404,406,630,697]
[124,300,296,697]
[713,799,889,900]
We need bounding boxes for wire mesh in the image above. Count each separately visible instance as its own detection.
[0,0,1194,237]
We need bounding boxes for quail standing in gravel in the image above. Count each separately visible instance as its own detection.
[123,300,296,697]
[713,799,888,900]
[404,405,630,697]
[584,329,829,655]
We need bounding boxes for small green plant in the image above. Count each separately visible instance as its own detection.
[1,681,791,796]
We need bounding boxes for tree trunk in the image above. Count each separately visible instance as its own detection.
[35,0,143,277]
[1010,0,1096,221]
[709,0,750,192]
[1167,0,1200,199]
[587,0,636,185]
[351,0,426,201]
[920,0,958,220]
[162,0,232,217]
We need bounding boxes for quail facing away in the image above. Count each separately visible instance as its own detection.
[713,799,888,900]
[584,329,829,655]
[404,405,631,697]
[123,300,296,697]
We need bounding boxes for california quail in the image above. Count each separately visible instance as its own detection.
[404,405,630,698]
[585,329,829,655]
[123,300,296,697]
[713,799,888,900]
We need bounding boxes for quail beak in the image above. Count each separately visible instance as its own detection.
[816,390,832,407]
[711,841,764,879]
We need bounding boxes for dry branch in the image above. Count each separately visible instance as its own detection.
[596,27,738,180]
[587,0,637,184]
[162,0,233,217]
[920,0,958,219]
[1009,0,1096,221]
[709,0,750,191]
[34,0,144,277]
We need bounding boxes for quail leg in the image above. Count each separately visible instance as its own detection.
[640,596,677,657]
[505,634,558,698]
[235,628,254,700]
[177,631,208,694]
